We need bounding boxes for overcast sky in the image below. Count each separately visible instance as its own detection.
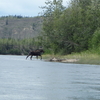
[0,0,70,17]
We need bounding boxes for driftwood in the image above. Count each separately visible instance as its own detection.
[49,57,79,63]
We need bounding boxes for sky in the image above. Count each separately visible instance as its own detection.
[0,0,70,17]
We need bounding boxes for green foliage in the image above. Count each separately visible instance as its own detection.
[41,0,100,54]
[0,38,44,55]
[89,28,100,53]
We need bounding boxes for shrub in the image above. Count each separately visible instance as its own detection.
[89,28,100,53]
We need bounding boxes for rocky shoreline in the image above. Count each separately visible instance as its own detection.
[49,57,79,63]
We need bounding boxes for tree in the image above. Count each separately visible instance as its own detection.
[6,18,8,25]
[41,0,66,54]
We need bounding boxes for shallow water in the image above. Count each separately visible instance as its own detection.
[0,55,100,100]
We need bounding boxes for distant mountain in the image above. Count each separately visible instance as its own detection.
[0,16,43,39]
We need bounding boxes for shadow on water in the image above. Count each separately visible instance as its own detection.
[0,55,100,100]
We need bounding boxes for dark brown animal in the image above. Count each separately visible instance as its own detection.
[26,49,44,60]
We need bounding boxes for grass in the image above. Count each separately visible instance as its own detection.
[43,51,100,65]
[65,52,100,65]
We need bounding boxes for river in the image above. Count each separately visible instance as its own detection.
[0,55,100,100]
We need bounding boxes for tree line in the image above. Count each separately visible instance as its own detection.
[0,38,43,55]
[1,15,30,18]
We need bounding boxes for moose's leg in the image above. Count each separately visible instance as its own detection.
[40,55,42,60]
[26,52,32,59]
[30,55,33,60]
[36,56,38,59]
[26,54,30,59]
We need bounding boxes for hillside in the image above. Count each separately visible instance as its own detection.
[0,16,42,39]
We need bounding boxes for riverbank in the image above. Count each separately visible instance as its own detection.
[43,51,100,65]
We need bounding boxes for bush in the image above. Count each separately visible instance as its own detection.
[89,28,100,53]
[8,49,21,55]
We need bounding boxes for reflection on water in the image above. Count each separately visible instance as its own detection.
[0,55,100,100]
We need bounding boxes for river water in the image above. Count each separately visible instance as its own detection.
[0,55,100,100]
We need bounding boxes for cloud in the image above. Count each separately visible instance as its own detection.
[0,0,70,17]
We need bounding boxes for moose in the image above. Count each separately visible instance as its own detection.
[26,49,44,60]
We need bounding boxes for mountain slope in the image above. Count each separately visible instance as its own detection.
[0,16,42,39]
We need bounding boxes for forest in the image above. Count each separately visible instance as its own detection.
[0,0,100,55]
